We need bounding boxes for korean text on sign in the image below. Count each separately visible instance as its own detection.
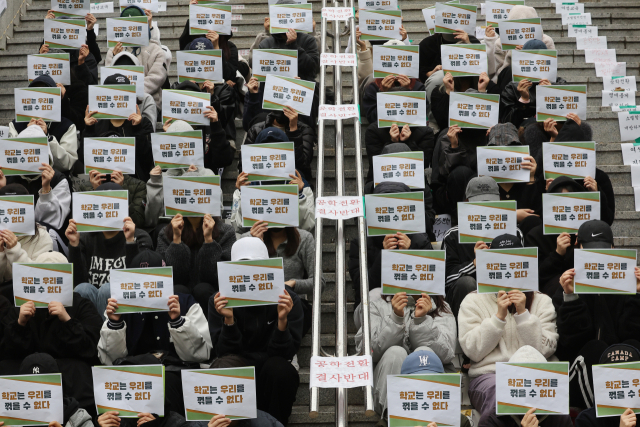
[449,92,500,130]
[28,53,70,85]
[106,16,149,48]
[161,89,211,126]
[511,49,558,83]
[593,361,640,417]
[89,84,137,120]
[0,137,49,176]
[84,137,136,174]
[151,130,205,169]
[252,49,298,82]
[457,201,517,243]
[0,373,63,425]
[110,267,174,313]
[373,151,425,189]
[310,356,373,388]
[315,196,364,220]
[498,18,543,50]
[163,175,222,217]
[269,4,313,33]
[189,4,232,35]
[72,190,129,232]
[377,91,427,128]
[542,192,600,235]
[358,0,397,11]
[359,9,403,41]
[217,258,285,308]
[365,191,425,236]
[381,250,446,296]
[241,184,299,228]
[573,249,637,294]
[101,65,145,99]
[485,1,525,26]
[542,142,596,180]
[476,146,531,184]
[241,142,296,182]
[44,18,86,49]
[536,85,587,122]
[14,87,62,123]
[13,263,74,308]
[476,248,539,293]
[92,365,165,417]
[262,75,316,117]
[373,45,420,79]
[441,44,488,77]
[0,195,35,236]
[434,3,477,35]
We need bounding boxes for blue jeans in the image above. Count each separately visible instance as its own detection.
[74,282,111,321]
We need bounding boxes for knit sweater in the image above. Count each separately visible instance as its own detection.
[458,292,558,378]
[0,227,53,283]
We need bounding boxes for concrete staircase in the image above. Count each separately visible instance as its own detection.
[1,0,638,425]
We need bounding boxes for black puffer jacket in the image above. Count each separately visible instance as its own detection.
[430,127,488,187]
[362,79,427,124]
[499,77,567,128]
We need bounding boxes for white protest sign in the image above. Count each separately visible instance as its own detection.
[576,36,607,50]
[499,18,543,50]
[365,192,426,236]
[543,142,596,180]
[562,12,591,25]
[162,89,211,126]
[110,267,173,313]
[91,2,114,13]
[495,362,570,415]
[512,49,558,83]
[315,196,364,220]
[318,104,360,120]
[262,75,316,117]
[604,76,637,92]
[158,1,165,12]
[556,2,584,13]
[485,1,525,26]
[0,374,63,425]
[101,66,145,99]
[151,130,205,169]
[476,248,539,293]
[596,62,627,78]
[381,250,446,296]
[456,201,517,243]
[321,7,354,20]
[93,365,165,417]
[585,49,617,64]
[476,146,531,184]
[253,49,298,82]
[310,356,373,388]
[189,4,232,35]
[241,142,295,182]
[0,127,10,140]
[433,214,452,242]
[0,196,35,236]
[373,45,420,79]
[84,137,136,174]
[603,91,636,108]
[618,111,640,142]
[241,184,299,228]
[106,16,148,48]
[14,87,61,123]
[631,165,640,187]
[72,190,129,232]
[621,143,640,165]
[422,6,435,34]
[593,362,640,417]
[373,151,425,189]
[449,92,500,129]
[358,0,396,10]
[536,85,587,122]
[377,92,427,128]
[320,53,356,67]
[0,137,49,176]
[359,9,402,41]
[635,187,640,212]
[614,106,640,113]
[89,84,137,120]
[434,2,477,35]
[542,192,600,234]
[163,175,222,217]
[269,4,313,33]
[441,44,487,77]
[13,263,73,307]
[28,53,70,85]
[387,373,461,427]
[217,258,285,307]
[568,25,597,37]
[44,18,86,49]
[176,50,223,84]
[574,249,637,294]
[476,26,486,40]
[182,367,257,421]
[120,0,158,12]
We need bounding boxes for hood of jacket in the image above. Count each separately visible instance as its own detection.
[508,5,539,19]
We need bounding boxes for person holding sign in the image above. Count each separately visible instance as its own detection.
[362,73,427,125]
[209,237,303,426]
[105,6,167,111]
[8,75,79,173]
[353,286,456,420]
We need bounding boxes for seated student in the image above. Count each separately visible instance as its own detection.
[353,38,407,101]
[458,278,560,427]
[231,130,315,236]
[575,342,640,424]
[354,287,456,421]
[8,75,78,173]
[362,74,427,125]
[364,122,436,183]
[349,182,433,310]
[167,81,234,173]
[106,6,167,111]
[0,251,103,416]
[418,28,479,85]
[83,73,155,182]
[554,222,640,409]
[209,237,303,426]
[241,87,315,183]
[68,183,152,316]
[442,179,523,317]
[156,212,235,311]
[432,163,476,225]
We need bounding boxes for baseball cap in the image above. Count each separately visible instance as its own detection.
[19,353,59,375]
[231,237,269,261]
[29,74,57,88]
[577,220,614,249]
[254,127,289,145]
[491,234,522,249]
[121,5,145,17]
[0,184,29,196]
[547,176,585,194]
[131,249,166,268]
[599,343,640,364]
[465,176,500,202]
[188,37,214,51]
[104,73,131,85]
[401,350,444,375]
[523,39,547,50]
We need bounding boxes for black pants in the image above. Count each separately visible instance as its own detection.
[445,275,477,319]
[256,356,300,426]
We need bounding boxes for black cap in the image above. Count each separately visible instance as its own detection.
[96,182,124,191]
[491,234,522,249]
[30,74,57,88]
[600,343,640,364]
[104,73,130,85]
[547,176,585,194]
[131,249,165,268]
[175,81,201,92]
[19,353,59,375]
[0,183,29,196]
[577,220,613,249]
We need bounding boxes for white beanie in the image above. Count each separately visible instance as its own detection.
[231,237,269,261]
[383,39,405,46]
[167,120,194,133]
[18,124,46,138]
[34,251,68,263]
[112,51,141,66]
[508,345,547,363]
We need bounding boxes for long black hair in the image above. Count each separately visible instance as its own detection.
[263,227,300,257]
